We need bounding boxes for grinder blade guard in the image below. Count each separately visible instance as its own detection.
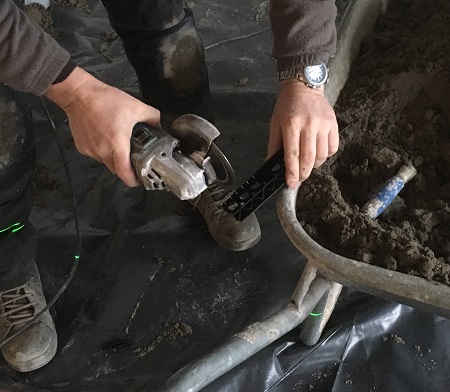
[130,114,236,200]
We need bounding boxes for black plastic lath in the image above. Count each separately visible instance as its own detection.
[222,149,285,221]
[222,120,350,221]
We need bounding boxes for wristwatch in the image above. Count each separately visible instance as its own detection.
[278,62,329,89]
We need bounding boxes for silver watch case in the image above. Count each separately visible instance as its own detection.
[279,62,329,89]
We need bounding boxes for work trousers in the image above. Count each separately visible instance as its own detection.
[0,0,209,289]
[102,0,210,117]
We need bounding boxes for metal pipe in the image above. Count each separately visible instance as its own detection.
[291,261,317,308]
[300,282,343,346]
[299,289,329,346]
[160,277,331,392]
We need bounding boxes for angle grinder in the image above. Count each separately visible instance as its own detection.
[130,114,236,200]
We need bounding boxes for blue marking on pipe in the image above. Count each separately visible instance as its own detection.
[371,178,404,218]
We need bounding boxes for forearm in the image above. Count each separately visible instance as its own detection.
[268,0,339,185]
[270,0,337,70]
[45,65,161,187]
[45,67,93,110]
[0,0,70,95]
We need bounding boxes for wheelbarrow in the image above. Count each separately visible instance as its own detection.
[160,179,450,392]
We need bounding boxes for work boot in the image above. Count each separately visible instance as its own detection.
[191,184,261,251]
[0,265,57,372]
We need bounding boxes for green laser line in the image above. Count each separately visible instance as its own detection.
[0,222,23,233]
[309,312,323,317]
[11,224,25,233]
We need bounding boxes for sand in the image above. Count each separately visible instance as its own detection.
[296,0,450,285]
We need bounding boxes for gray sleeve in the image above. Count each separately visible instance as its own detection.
[270,0,337,71]
[0,0,70,95]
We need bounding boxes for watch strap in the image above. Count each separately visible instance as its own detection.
[278,63,328,89]
[278,67,305,82]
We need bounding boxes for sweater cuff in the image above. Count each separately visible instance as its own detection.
[52,59,77,85]
[31,47,71,96]
[276,52,334,72]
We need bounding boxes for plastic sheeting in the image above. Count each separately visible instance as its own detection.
[1,1,449,391]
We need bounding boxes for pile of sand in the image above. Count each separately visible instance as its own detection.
[297,0,450,285]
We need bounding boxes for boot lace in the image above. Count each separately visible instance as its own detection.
[192,184,230,216]
[1,284,37,327]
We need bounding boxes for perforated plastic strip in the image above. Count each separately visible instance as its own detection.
[222,120,349,221]
[222,149,285,221]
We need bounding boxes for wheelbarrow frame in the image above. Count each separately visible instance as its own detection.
[158,0,450,387]
[278,186,450,320]
[160,186,450,392]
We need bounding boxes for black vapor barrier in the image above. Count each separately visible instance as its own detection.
[0,0,449,391]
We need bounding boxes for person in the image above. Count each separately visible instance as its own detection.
[0,0,339,372]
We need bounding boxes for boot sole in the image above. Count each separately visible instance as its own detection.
[213,230,261,252]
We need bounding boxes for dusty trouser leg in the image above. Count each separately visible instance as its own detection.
[3,0,35,277]
[0,84,36,290]
[101,0,212,122]
[2,0,35,288]
[102,0,261,251]
[0,79,57,375]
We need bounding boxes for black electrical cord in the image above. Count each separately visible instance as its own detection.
[0,97,81,348]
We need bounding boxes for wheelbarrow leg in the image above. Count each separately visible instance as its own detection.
[300,279,342,345]
[292,260,342,346]
[292,261,318,305]
[159,274,331,392]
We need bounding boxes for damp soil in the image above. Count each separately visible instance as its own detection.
[25,0,92,37]
[25,3,57,37]
[51,0,91,14]
[296,0,450,285]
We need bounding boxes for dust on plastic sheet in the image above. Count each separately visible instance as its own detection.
[0,0,449,391]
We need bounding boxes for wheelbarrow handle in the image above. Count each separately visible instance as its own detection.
[361,163,417,219]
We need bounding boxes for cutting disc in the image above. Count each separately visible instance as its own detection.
[170,114,237,190]
[207,142,237,190]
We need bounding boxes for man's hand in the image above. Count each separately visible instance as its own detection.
[267,80,339,188]
[45,67,160,187]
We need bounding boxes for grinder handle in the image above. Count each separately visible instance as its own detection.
[131,122,161,152]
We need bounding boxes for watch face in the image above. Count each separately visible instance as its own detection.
[304,63,328,86]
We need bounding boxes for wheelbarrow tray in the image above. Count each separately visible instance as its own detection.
[277,186,450,319]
